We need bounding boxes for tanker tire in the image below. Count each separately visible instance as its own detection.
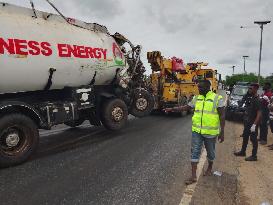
[0,114,39,168]
[64,119,85,128]
[130,90,154,118]
[101,99,128,131]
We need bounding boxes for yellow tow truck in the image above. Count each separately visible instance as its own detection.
[147,51,219,115]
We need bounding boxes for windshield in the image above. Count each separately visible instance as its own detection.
[232,86,248,96]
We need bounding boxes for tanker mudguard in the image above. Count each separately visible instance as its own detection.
[0,101,44,126]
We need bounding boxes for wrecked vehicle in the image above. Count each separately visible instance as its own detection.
[0,1,154,167]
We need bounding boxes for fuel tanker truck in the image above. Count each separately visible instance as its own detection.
[0,2,154,167]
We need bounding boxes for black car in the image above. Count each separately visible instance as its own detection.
[226,85,249,120]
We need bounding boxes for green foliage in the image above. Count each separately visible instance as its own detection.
[265,73,273,87]
[225,73,266,86]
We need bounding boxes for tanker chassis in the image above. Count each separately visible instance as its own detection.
[0,3,154,167]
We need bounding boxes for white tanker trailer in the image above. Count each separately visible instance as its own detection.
[0,2,154,167]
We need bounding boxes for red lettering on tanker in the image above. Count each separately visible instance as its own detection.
[0,38,52,57]
[0,37,107,60]
[57,44,107,59]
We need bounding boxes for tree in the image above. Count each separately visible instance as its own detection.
[265,73,273,88]
[225,73,265,86]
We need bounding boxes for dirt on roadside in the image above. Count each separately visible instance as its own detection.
[233,121,273,205]
[190,120,273,205]
[190,121,239,205]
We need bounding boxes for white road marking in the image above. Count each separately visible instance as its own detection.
[179,149,207,205]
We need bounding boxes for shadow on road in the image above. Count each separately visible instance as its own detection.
[33,126,123,161]
[30,114,187,163]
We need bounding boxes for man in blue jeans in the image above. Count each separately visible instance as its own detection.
[165,80,225,185]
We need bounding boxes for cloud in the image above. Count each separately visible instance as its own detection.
[239,38,258,49]
[3,0,273,79]
[4,0,123,20]
[217,57,239,65]
[65,0,123,20]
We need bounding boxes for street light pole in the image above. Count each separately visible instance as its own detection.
[254,21,271,84]
[232,65,235,75]
[242,55,249,73]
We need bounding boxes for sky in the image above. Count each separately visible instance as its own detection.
[3,0,273,79]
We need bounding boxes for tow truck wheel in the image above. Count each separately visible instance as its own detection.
[101,98,128,131]
[130,89,154,118]
[180,111,188,117]
[0,114,39,168]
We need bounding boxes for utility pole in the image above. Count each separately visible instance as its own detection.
[254,21,271,84]
[242,55,249,73]
[231,65,235,75]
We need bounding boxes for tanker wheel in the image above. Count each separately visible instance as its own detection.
[64,119,85,128]
[101,98,128,131]
[0,114,39,168]
[130,90,154,118]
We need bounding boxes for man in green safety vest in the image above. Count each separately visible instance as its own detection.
[164,80,225,185]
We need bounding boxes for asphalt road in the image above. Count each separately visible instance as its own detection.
[0,115,192,205]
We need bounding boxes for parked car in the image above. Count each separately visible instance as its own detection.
[226,85,249,120]
[226,84,264,120]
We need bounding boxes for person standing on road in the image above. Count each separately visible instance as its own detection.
[239,87,253,138]
[229,84,234,94]
[259,82,272,145]
[164,80,225,185]
[267,100,273,150]
[240,87,252,108]
[234,83,262,161]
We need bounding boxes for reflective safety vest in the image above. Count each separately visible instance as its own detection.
[192,91,222,136]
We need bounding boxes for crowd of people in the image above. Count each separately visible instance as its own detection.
[234,82,273,161]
